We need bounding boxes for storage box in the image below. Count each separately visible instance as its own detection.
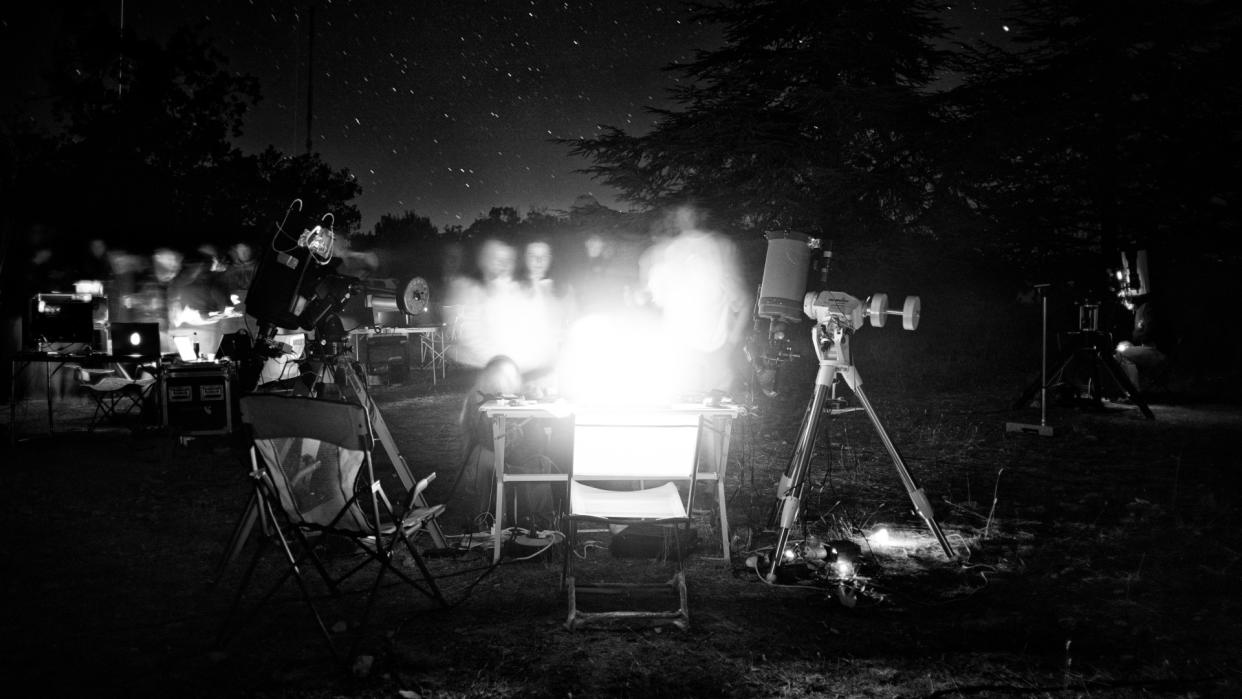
[361,335,409,385]
[161,363,237,435]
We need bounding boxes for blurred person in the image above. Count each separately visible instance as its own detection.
[456,355,561,531]
[130,247,185,353]
[222,241,258,303]
[638,216,753,495]
[436,240,472,333]
[520,237,567,396]
[641,224,752,399]
[565,230,634,320]
[219,241,258,336]
[448,238,532,371]
[76,238,112,286]
[106,248,148,323]
[167,247,232,358]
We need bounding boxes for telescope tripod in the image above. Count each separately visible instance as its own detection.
[212,352,446,583]
[1012,329,1154,421]
[327,354,448,547]
[767,324,954,580]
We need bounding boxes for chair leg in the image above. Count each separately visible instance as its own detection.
[564,518,578,628]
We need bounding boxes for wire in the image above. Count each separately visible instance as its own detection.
[270,198,304,254]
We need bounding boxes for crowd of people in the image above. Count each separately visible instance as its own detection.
[446,219,752,405]
[445,214,754,531]
[1,231,266,400]
[3,210,756,415]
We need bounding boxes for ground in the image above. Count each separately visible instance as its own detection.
[3,331,1241,698]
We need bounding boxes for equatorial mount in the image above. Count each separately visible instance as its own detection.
[766,286,954,585]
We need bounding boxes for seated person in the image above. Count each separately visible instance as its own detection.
[457,355,562,532]
[1113,249,1168,393]
[1115,296,1167,393]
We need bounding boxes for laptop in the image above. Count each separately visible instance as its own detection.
[110,322,162,360]
[173,335,199,362]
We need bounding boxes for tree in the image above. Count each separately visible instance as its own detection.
[564,0,949,245]
[355,209,443,278]
[9,21,363,252]
[942,0,1242,274]
[37,25,260,247]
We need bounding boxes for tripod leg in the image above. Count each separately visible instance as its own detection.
[212,490,260,586]
[851,382,955,558]
[765,391,817,529]
[341,362,449,548]
[1013,352,1073,410]
[767,379,832,581]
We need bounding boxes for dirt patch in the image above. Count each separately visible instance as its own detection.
[3,363,1240,698]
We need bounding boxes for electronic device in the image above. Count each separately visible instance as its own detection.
[28,293,97,346]
[109,322,162,360]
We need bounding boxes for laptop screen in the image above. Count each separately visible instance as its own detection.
[110,322,162,360]
[173,335,199,362]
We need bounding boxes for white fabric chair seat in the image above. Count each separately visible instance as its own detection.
[569,481,685,521]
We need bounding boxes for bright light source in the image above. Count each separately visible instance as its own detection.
[558,313,679,405]
[834,559,854,578]
[571,411,700,479]
[129,332,142,346]
[870,527,892,548]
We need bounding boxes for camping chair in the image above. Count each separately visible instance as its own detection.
[562,410,703,631]
[73,366,156,431]
[222,394,446,662]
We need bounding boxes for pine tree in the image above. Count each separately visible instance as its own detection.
[564,0,949,243]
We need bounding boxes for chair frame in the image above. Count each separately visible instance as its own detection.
[74,366,155,431]
[221,394,446,663]
[561,412,704,631]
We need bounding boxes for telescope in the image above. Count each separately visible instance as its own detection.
[755,230,956,586]
[750,232,921,397]
[246,221,428,335]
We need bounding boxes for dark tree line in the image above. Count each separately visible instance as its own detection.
[564,0,1242,283]
[2,23,361,258]
[6,2,1240,293]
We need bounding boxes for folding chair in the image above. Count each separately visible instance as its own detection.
[562,410,703,631]
[222,394,446,662]
[74,366,155,431]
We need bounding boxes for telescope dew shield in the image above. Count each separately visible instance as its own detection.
[759,231,814,322]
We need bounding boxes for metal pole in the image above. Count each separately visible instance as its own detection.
[1039,291,1048,427]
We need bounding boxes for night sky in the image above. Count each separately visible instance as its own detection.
[6,1,1015,232]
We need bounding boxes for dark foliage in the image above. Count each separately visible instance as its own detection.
[940,0,1242,274]
[3,22,361,255]
[563,0,950,242]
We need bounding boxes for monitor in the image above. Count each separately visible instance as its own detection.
[109,322,162,360]
[28,294,95,346]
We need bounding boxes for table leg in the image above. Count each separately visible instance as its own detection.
[45,360,54,433]
[492,415,507,563]
[716,418,734,563]
[9,360,17,446]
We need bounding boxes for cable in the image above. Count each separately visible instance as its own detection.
[270,198,304,254]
